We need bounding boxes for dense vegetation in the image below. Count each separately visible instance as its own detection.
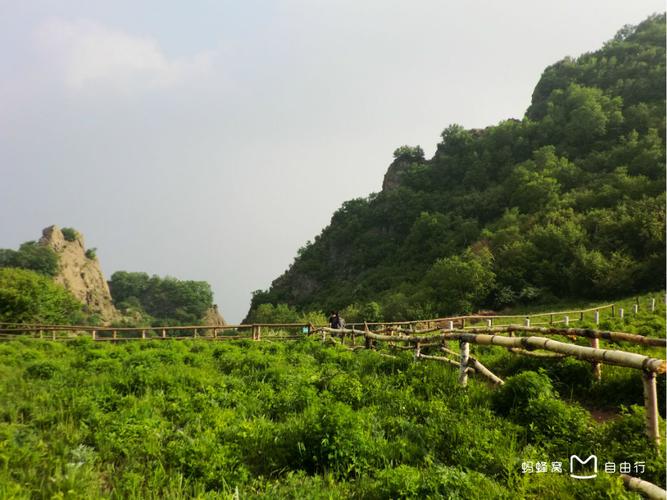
[0,299,664,498]
[0,268,82,324]
[108,271,215,326]
[248,15,666,321]
[0,242,59,277]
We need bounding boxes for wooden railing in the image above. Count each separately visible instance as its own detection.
[347,303,618,330]
[316,322,665,448]
[0,322,312,342]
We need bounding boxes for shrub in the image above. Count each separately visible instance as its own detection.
[600,405,667,486]
[492,370,554,416]
[546,357,594,395]
[328,373,363,407]
[85,248,97,260]
[24,361,60,379]
[519,397,594,453]
[61,227,78,241]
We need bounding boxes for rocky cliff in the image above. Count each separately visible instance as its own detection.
[203,304,227,326]
[39,225,118,322]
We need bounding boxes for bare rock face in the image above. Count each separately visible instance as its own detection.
[382,159,411,191]
[382,146,425,191]
[39,225,118,323]
[203,304,227,326]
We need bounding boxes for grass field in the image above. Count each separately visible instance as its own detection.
[0,295,665,498]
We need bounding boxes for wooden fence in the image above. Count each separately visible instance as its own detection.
[0,322,312,342]
[347,303,619,330]
[316,321,665,449]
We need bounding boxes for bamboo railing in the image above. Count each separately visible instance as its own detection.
[346,303,618,330]
[0,322,313,343]
[317,322,665,447]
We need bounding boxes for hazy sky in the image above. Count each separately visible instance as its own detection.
[0,1,662,322]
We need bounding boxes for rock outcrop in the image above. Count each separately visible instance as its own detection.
[39,225,118,322]
[381,146,425,191]
[203,304,227,326]
[382,158,412,191]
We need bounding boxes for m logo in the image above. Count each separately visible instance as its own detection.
[570,455,597,479]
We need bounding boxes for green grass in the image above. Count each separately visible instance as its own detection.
[0,330,664,498]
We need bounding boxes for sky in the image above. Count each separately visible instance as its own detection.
[0,1,663,323]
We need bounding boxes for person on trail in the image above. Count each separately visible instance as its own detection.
[328,311,340,329]
[336,312,346,329]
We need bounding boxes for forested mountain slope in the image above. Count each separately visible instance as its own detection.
[248,15,666,322]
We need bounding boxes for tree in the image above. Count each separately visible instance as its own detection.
[424,248,496,315]
[0,242,59,276]
[0,268,82,323]
[108,271,214,325]
[539,84,623,155]
[393,145,424,162]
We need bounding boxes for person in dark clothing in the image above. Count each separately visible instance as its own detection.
[329,311,343,330]
[329,311,341,329]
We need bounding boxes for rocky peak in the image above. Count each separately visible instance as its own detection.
[203,304,227,326]
[382,145,425,191]
[382,158,412,191]
[39,225,118,323]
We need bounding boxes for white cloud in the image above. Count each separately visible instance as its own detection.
[34,18,212,92]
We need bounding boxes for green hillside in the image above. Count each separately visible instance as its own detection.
[247,14,666,322]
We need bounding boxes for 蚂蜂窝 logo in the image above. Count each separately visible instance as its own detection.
[570,454,597,479]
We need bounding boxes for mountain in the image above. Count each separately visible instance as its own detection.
[247,14,666,321]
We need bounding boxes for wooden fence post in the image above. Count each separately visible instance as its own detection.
[580,311,584,322]
[446,321,454,350]
[550,314,554,325]
[524,317,530,327]
[162,329,166,339]
[486,319,492,328]
[650,298,656,312]
[594,310,600,325]
[112,330,117,340]
[141,329,146,340]
[257,326,261,341]
[611,305,615,317]
[642,371,660,447]
[213,328,217,339]
[458,339,470,386]
[364,322,372,349]
[633,304,639,315]
[591,338,602,381]
[91,330,96,341]
[564,315,569,326]
[619,308,624,320]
